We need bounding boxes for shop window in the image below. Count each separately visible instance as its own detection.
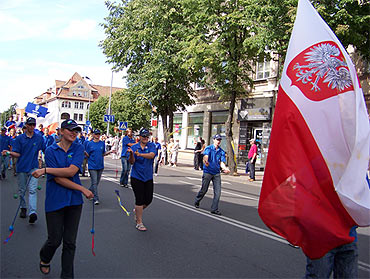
[172,113,182,141]
[186,112,204,149]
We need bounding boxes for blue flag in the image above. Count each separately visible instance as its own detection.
[25,103,49,118]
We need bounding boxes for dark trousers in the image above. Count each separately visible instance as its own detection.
[249,160,255,179]
[154,157,160,174]
[40,205,82,279]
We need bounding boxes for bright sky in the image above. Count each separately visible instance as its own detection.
[0,0,126,112]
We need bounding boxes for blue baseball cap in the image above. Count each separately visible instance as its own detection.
[213,134,222,140]
[61,119,82,132]
[93,129,101,134]
[139,128,150,137]
[25,117,36,125]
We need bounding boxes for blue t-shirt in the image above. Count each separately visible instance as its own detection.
[12,133,45,173]
[121,136,135,157]
[43,135,55,149]
[5,120,16,127]
[0,134,11,152]
[86,140,105,170]
[131,142,156,182]
[203,145,226,175]
[154,142,161,157]
[45,142,84,212]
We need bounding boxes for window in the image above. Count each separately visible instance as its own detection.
[186,112,204,149]
[211,111,228,151]
[79,114,83,121]
[74,102,79,109]
[73,113,78,121]
[79,102,84,109]
[256,60,271,80]
[62,101,71,108]
[172,113,182,141]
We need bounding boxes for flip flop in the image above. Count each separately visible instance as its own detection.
[39,261,50,275]
[135,223,147,231]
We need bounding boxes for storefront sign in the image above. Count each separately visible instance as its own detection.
[238,107,271,121]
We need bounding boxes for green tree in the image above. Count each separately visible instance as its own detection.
[1,103,18,126]
[89,96,109,133]
[110,89,151,132]
[181,0,267,174]
[101,0,200,139]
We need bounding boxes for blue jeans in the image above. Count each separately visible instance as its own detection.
[195,172,221,212]
[89,169,103,202]
[1,155,9,175]
[305,242,358,278]
[120,157,131,185]
[17,169,39,215]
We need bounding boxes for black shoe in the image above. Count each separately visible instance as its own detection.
[211,210,222,216]
[29,213,37,224]
[20,208,27,218]
[194,202,200,208]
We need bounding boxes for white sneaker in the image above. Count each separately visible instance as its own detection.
[154,174,158,176]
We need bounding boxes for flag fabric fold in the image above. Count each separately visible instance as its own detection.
[258,0,370,259]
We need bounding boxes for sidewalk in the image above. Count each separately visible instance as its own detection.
[174,150,264,186]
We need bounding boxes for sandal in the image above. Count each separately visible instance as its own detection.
[39,261,50,275]
[135,223,147,231]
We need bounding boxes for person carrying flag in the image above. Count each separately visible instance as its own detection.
[2,117,45,223]
[85,129,115,205]
[32,119,93,278]
[128,128,156,231]
[0,127,11,179]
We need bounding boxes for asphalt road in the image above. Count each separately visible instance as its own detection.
[1,157,369,278]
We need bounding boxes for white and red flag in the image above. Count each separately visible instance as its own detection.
[258,0,370,259]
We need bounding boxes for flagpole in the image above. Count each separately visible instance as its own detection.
[106,71,113,136]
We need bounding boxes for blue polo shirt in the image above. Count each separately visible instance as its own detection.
[154,142,161,157]
[5,120,16,127]
[43,134,55,149]
[203,144,226,175]
[0,134,11,152]
[121,136,135,157]
[44,142,84,212]
[86,140,105,170]
[12,132,45,173]
[131,142,156,182]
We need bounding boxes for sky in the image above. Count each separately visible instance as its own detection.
[0,0,127,112]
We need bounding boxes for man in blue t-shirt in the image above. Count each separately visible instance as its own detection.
[120,128,136,188]
[2,117,45,223]
[5,116,16,130]
[153,137,161,176]
[194,134,230,215]
[128,128,156,231]
[0,127,11,179]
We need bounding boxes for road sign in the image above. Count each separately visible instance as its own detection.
[104,114,115,123]
[86,120,91,126]
[119,121,128,131]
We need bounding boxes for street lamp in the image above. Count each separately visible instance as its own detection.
[83,76,93,122]
[106,71,113,136]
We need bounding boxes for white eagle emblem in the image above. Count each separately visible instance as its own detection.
[293,43,352,92]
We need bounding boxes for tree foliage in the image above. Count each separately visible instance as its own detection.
[89,96,109,133]
[0,103,18,126]
[100,0,200,138]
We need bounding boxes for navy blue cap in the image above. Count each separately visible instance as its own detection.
[93,129,101,134]
[213,134,222,140]
[139,128,150,137]
[25,117,36,125]
[61,119,82,132]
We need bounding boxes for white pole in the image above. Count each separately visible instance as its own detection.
[107,71,113,136]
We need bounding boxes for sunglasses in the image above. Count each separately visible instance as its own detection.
[27,123,36,127]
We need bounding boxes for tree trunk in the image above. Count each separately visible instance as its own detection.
[225,90,238,175]
[161,112,169,141]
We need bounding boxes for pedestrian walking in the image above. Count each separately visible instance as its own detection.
[0,127,11,179]
[247,139,257,181]
[9,128,18,176]
[160,140,167,166]
[153,137,161,176]
[194,137,203,170]
[85,129,115,205]
[32,119,93,278]
[120,128,135,188]
[128,128,156,231]
[170,139,179,167]
[194,134,230,215]
[167,138,174,165]
[2,117,45,223]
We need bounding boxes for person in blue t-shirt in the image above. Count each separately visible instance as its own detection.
[2,117,45,223]
[39,128,55,170]
[153,137,161,176]
[120,128,136,187]
[194,134,230,215]
[0,127,11,179]
[85,129,115,205]
[32,119,93,278]
[128,128,156,231]
[5,116,16,130]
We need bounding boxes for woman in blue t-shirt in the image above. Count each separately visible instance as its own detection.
[32,119,93,278]
[85,129,115,205]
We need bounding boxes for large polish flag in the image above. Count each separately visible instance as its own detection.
[258,0,370,259]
